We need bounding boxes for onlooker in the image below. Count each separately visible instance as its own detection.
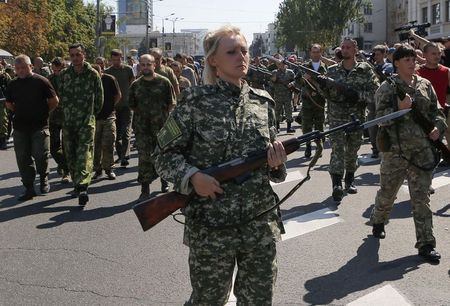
[92,60,121,180]
[104,49,135,168]
[5,55,59,201]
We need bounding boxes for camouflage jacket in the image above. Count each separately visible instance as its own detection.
[324,61,379,123]
[48,72,64,125]
[128,74,176,132]
[59,62,103,127]
[155,65,179,90]
[153,79,286,249]
[376,75,447,166]
[271,68,295,99]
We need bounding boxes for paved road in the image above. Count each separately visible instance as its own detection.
[1,118,450,305]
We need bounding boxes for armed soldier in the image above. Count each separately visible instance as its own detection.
[295,44,327,158]
[271,57,295,133]
[371,44,445,262]
[0,67,11,150]
[317,38,379,202]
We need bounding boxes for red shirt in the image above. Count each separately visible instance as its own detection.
[417,65,448,108]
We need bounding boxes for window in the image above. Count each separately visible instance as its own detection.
[446,1,450,21]
[422,7,428,23]
[364,23,373,33]
[432,3,441,24]
[363,4,372,15]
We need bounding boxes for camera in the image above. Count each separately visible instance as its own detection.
[394,20,431,41]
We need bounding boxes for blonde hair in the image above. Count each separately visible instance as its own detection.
[202,25,246,85]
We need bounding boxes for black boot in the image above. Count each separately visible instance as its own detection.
[137,183,150,202]
[40,175,50,194]
[161,179,169,193]
[78,185,89,206]
[372,223,386,239]
[276,121,280,133]
[344,172,357,194]
[295,115,302,125]
[18,187,36,201]
[331,174,344,202]
[304,143,312,158]
[418,245,441,262]
[0,137,7,150]
[286,121,295,133]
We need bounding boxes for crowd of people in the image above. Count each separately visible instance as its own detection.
[1,25,450,304]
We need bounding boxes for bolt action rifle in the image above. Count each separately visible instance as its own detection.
[132,109,411,232]
[267,55,360,104]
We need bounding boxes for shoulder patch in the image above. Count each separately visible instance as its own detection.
[157,116,182,149]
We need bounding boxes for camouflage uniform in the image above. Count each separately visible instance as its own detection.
[324,61,379,176]
[246,64,269,90]
[155,65,179,91]
[271,68,295,123]
[371,75,446,249]
[60,62,103,191]
[153,79,286,305]
[48,72,68,173]
[128,74,175,184]
[298,61,327,134]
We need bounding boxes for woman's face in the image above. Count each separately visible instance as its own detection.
[208,34,249,85]
[394,56,416,76]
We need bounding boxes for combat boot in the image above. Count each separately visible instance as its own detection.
[295,115,302,125]
[18,187,36,201]
[61,170,71,184]
[344,172,357,194]
[418,245,441,262]
[286,122,295,133]
[331,174,344,202]
[0,137,7,150]
[161,179,169,193]
[137,183,150,202]
[105,170,116,180]
[372,223,386,239]
[92,170,103,179]
[78,186,89,206]
[40,175,50,194]
[304,143,312,158]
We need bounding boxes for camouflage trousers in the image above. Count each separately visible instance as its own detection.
[274,95,293,123]
[115,106,133,161]
[329,123,363,176]
[185,241,277,306]
[367,102,378,152]
[0,101,8,138]
[94,117,116,172]
[49,122,68,173]
[371,152,436,249]
[63,124,95,189]
[302,106,325,134]
[13,129,50,188]
[135,131,159,184]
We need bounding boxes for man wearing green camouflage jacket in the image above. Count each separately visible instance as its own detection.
[60,43,104,206]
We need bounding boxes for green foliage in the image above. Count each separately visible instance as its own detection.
[276,0,366,52]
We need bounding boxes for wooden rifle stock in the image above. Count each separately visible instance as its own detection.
[133,121,361,232]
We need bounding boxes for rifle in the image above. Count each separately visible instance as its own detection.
[266,55,359,103]
[386,77,450,163]
[132,109,411,231]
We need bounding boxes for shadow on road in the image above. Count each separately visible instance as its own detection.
[435,203,450,217]
[303,236,425,305]
[362,200,412,221]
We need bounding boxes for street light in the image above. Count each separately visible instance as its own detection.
[167,17,184,33]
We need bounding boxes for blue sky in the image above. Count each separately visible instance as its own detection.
[98,0,283,44]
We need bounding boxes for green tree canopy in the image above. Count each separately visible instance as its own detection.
[276,0,366,52]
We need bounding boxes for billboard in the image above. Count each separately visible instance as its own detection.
[126,0,147,26]
[101,15,116,36]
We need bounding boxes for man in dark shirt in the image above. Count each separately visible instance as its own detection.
[5,54,59,201]
[92,60,121,180]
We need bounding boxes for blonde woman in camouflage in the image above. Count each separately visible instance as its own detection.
[154,25,287,305]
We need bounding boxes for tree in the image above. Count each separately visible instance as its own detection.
[276,0,366,53]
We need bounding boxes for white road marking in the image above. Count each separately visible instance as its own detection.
[358,153,381,165]
[271,170,304,186]
[347,284,411,306]
[281,208,343,241]
[401,168,450,193]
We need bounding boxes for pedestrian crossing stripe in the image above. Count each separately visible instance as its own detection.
[270,170,304,186]
[347,284,411,306]
[401,168,450,193]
